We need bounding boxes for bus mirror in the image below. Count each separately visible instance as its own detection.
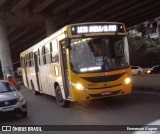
[65,38,70,48]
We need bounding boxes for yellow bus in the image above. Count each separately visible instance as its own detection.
[20,22,132,107]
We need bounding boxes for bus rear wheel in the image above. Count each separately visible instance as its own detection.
[55,86,69,107]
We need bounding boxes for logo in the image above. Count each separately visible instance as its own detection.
[4,101,9,105]
[102,65,110,71]
[2,126,11,131]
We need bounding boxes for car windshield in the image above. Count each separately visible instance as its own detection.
[69,36,129,73]
[131,67,138,69]
[0,82,16,93]
[152,65,160,69]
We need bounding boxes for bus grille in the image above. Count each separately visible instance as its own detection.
[81,73,125,83]
[0,99,17,107]
[89,90,121,98]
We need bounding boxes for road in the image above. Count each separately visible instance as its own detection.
[132,74,160,90]
[0,83,160,134]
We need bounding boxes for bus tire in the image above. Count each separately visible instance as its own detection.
[55,85,69,107]
[31,81,39,95]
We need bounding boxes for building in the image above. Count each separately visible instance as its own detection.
[144,18,160,39]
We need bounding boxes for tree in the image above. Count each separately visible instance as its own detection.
[134,24,146,37]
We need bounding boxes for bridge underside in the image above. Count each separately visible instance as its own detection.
[0,0,159,68]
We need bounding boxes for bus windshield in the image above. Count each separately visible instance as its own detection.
[69,36,129,73]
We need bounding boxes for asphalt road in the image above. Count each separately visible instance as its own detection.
[0,84,160,134]
[132,74,160,90]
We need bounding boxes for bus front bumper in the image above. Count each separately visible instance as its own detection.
[71,83,132,101]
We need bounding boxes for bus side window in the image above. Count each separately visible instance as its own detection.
[38,49,41,65]
[29,52,31,67]
[42,46,46,65]
[29,52,34,67]
[27,53,30,67]
[20,56,24,68]
[25,54,30,67]
[50,42,53,62]
[45,44,51,64]
[50,40,59,63]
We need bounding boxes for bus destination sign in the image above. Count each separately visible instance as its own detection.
[71,24,124,35]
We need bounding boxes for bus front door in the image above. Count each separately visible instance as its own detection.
[59,41,71,99]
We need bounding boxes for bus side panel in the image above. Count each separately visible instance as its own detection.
[49,64,62,97]
[25,67,32,89]
[21,68,28,88]
[21,56,29,88]
[31,51,41,92]
[39,65,52,95]
[28,67,39,92]
[31,74,39,92]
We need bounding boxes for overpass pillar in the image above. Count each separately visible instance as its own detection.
[0,18,14,79]
[45,17,56,36]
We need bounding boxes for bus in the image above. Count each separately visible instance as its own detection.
[20,22,132,107]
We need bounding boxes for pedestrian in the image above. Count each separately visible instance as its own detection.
[7,74,17,87]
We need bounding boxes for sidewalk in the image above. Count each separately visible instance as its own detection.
[132,74,160,93]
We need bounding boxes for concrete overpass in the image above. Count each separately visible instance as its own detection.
[0,0,160,77]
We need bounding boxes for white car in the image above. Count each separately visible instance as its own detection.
[0,80,27,117]
[131,66,143,75]
[146,65,160,74]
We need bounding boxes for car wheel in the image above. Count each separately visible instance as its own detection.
[55,85,69,107]
[138,71,141,75]
[22,111,27,117]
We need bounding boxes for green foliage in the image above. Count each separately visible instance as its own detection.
[129,36,160,67]
[134,24,146,37]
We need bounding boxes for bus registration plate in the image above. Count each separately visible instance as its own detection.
[101,91,111,96]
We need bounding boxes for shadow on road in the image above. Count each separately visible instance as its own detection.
[0,112,28,124]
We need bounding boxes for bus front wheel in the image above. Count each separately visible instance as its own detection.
[55,86,69,107]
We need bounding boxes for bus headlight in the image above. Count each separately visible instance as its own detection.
[124,77,131,85]
[75,83,83,90]
[75,83,88,91]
